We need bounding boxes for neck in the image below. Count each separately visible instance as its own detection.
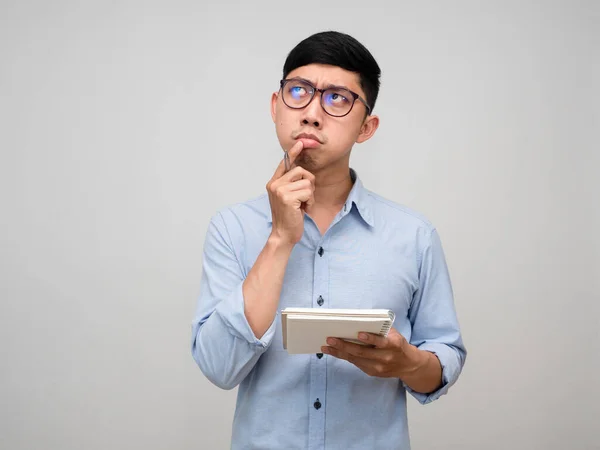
[309,164,354,210]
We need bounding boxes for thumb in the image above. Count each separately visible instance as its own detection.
[383,328,406,349]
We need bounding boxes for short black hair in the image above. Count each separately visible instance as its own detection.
[282,31,381,114]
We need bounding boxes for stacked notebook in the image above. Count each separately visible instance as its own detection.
[281,307,395,354]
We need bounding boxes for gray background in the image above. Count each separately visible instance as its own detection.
[1,1,598,449]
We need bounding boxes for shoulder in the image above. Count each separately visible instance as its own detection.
[365,189,436,234]
[208,193,271,238]
[363,190,444,266]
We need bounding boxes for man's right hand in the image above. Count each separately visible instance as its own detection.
[266,141,315,246]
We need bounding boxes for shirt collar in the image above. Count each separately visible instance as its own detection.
[345,168,375,227]
[265,168,375,227]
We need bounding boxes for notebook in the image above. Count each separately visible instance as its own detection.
[281,307,395,354]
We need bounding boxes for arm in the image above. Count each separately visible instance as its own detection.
[190,213,291,390]
[394,340,444,394]
[191,142,313,390]
[322,226,466,402]
[243,235,294,339]
[404,226,467,403]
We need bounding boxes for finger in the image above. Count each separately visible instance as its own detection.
[286,139,305,168]
[281,179,313,192]
[281,165,315,184]
[293,189,314,205]
[272,141,304,180]
[277,189,314,208]
[324,337,384,361]
[270,166,316,194]
[357,332,391,349]
[321,346,351,362]
[304,190,315,209]
[267,170,315,204]
[384,328,409,350]
[321,346,387,376]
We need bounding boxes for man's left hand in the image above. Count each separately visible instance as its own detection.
[321,328,424,378]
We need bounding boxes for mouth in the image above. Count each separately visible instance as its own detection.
[295,133,322,149]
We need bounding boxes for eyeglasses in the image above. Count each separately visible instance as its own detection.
[279,78,371,117]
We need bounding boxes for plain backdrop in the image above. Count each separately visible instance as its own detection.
[1,1,598,449]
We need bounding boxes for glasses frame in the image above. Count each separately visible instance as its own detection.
[279,78,372,117]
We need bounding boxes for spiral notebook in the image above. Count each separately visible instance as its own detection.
[281,307,395,354]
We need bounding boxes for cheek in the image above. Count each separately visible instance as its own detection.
[328,122,361,149]
[275,104,294,129]
[274,110,295,148]
[275,115,292,136]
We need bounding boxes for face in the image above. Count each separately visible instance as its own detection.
[271,64,379,173]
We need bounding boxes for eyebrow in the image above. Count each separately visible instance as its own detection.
[290,76,352,92]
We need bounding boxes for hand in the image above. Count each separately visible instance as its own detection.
[266,141,315,246]
[321,328,425,378]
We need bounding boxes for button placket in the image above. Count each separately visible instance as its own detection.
[308,238,328,449]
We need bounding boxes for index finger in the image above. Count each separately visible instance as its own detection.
[357,332,390,349]
[272,140,304,180]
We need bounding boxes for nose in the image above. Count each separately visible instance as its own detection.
[299,92,324,129]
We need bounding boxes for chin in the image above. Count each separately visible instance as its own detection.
[295,152,321,171]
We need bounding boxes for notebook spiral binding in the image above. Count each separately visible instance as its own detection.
[379,311,395,336]
[379,321,393,336]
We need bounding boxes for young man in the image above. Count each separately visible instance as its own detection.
[191,31,467,449]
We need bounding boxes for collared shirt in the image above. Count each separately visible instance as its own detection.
[191,169,467,450]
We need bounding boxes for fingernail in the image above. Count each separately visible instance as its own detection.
[359,333,369,341]
[326,338,336,346]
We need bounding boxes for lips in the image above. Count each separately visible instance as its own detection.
[296,133,321,142]
[295,133,322,149]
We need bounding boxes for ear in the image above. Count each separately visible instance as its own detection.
[271,92,278,123]
[356,114,379,144]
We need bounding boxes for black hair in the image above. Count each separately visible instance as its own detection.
[282,31,381,114]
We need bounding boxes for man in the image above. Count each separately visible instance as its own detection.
[191,31,466,449]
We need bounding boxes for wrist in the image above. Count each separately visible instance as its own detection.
[267,233,295,254]
[398,344,429,378]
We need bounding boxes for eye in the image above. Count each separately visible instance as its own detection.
[289,85,308,99]
[324,91,350,106]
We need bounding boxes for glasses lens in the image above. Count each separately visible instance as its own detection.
[322,88,354,116]
[282,80,314,108]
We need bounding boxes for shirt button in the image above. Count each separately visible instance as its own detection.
[314,399,322,410]
[318,247,324,257]
[316,353,323,359]
[317,295,324,306]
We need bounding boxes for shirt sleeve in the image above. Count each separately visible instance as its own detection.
[404,227,467,405]
[190,212,276,390]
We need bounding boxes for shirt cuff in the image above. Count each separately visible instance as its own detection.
[214,280,277,350]
[404,342,462,405]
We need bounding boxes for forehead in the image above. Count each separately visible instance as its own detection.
[286,64,363,95]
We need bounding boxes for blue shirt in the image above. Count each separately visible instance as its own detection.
[191,169,467,450]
